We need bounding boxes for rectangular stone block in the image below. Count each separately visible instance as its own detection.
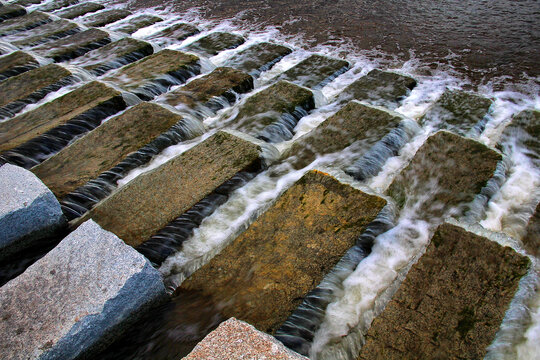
[37,0,79,12]
[7,19,81,48]
[500,109,539,167]
[223,42,292,76]
[0,10,49,36]
[109,14,163,34]
[183,32,245,56]
[0,50,39,81]
[0,219,167,360]
[14,0,44,6]
[358,223,529,360]
[81,8,132,27]
[76,131,264,247]
[523,202,539,257]
[144,22,199,46]
[180,170,386,333]
[275,54,350,89]
[53,2,104,19]
[0,4,25,23]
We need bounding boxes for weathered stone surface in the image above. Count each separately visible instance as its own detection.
[14,0,44,6]
[76,131,263,247]
[0,81,125,153]
[185,318,308,360]
[32,103,192,198]
[337,69,417,109]
[358,223,530,360]
[37,0,79,12]
[180,170,386,334]
[283,101,403,169]
[144,22,199,46]
[81,8,132,28]
[0,219,167,360]
[0,164,64,261]
[224,42,292,76]
[53,2,104,19]
[0,50,39,81]
[110,14,163,34]
[386,130,502,219]
[7,19,81,48]
[32,28,111,62]
[275,54,350,89]
[0,10,49,36]
[500,109,539,167]
[183,32,245,56]
[104,49,200,99]
[420,89,492,135]
[70,37,154,76]
[0,4,25,23]
[523,202,539,257]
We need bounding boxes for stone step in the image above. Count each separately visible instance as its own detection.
[0,63,76,119]
[420,89,492,135]
[144,22,200,46]
[109,14,163,34]
[0,10,50,36]
[37,0,79,12]
[0,4,25,23]
[73,131,264,247]
[103,49,200,100]
[70,37,154,76]
[0,81,127,166]
[523,202,539,257]
[53,2,104,19]
[358,223,529,360]
[183,32,245,57]
[386,130,502,219]
[6,19,81,48]
[231,80,315,143]
[81,8,132,28]
[0,219,167,360]
[337,69,417,110]
[274,54,350,89]
[0,50,39,81]
[31,28,111,62]
[179,170,386,334]
[14,0,44,6]
[500,109,539,167]
[223,42,292,77]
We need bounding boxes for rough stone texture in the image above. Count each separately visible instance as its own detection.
[500,109,539,167]
[8,19,81,48]
[110,14,163,34]
[76,131,262,247]
[0,50,39,81]
[0,4,25,23]
[144,22,200,46]
[522,202,539,257]
[358,223,530,360]
[184,318,308,360]
[420,89,493,135]
[0,10,49,36]
[183,32,245,56]
[32,28,111,62]
[337,69,417,110]
[224,42,293,76]
[386,130,502,219]
[0,164,64,260]
[32,102,192,198]
[53,2,104,19]
[180,170,386,334]
[37,0,79,12]
[14,0,43,6]
[0,81,125,153]
[275,54,350,89]
[0,219,167,360]
[283,100,403,169]
[81,9,132,28]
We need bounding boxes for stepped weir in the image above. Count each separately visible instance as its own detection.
[0,1,538,359]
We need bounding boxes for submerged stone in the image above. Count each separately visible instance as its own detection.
[275,54,350,89]
[223,42,292,76]
[110,14,163,34]
[81,8,132,27]
[0,50,39,81]
[144,22,200,46]
[500,109,540,167]
[0,219,167,360]
[337,69,417,110]
[53,2,104,19]
[183,32,245,56]
[32,28,111,62]
[358,223,529,360]
[8,19,81,48]
[0,4,25,23]
[37,0,79,12]
[523,202,539,257]
[76,131,263,247]
[180,170,386,334]
[0,10,49,36]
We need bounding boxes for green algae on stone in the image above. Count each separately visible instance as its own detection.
[0,10,49,36]
[0,4,25,23]
[0,51,39,81]
[32,28,111,62]
[110,14,163,35]
[53,2,104,19]
[144,22,200,46]
[275,54,350,89]
[223,42,292,76]
[80,9,131,27]
[183,32,245,56]
[8,19,81,48]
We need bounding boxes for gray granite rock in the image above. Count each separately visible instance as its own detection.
[0,219,167,360]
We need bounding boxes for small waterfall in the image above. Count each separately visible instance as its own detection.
[0,61,40,82]
[257,105,313,143]
[130,65,202,101]
[0,17,53,37]
[49,37,112,63]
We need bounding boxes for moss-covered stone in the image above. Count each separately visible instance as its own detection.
[358,223,529,360]
[523,202,539,257]
[0,10,49,36]
[500,109,539,167]
[14,0,43,6]
[183,32,245,56]
[386,131,502,219]
[37,0,79,12]
[53,2,104,19]
[337,69,417,110]
[0,81,125,152]
[0,4,25,22]
[8,19,81,48]
[275,54,350,89]
[0,51,39,81]
[81,9,131,27]
[145,22,200,46]
[32,28,111,62]
[180,170,386,334]
[110,14,163,34]
[420,89,492,135]
[223,42,292,76]
[76,131,262,247]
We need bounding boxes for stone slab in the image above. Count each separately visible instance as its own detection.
[0,81,125,153]
[31,28,111,62]
[180,170,386,334]
[500,109,539,167]
[76,131,263,247]
[110,14,163,34]
[183,32,245,57]
[0,219,167,360]
[386,130,502,219]
[81,9,132,28]
[37,0,79,12]
[358,223,530,360]
[144,22,199,46]
[337,69,417,110]
[224,42,292,76]
[0,10,50,36]
[70,37,154,76]
[523,202,539,257]
[275,54,350,89]
[184,318,308,360]
[0,50,39,81]
[0,4,25,23]
[54,2,104,19]
[8,19,81,48]
[14,0,43,6]
[0,163,64,261]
